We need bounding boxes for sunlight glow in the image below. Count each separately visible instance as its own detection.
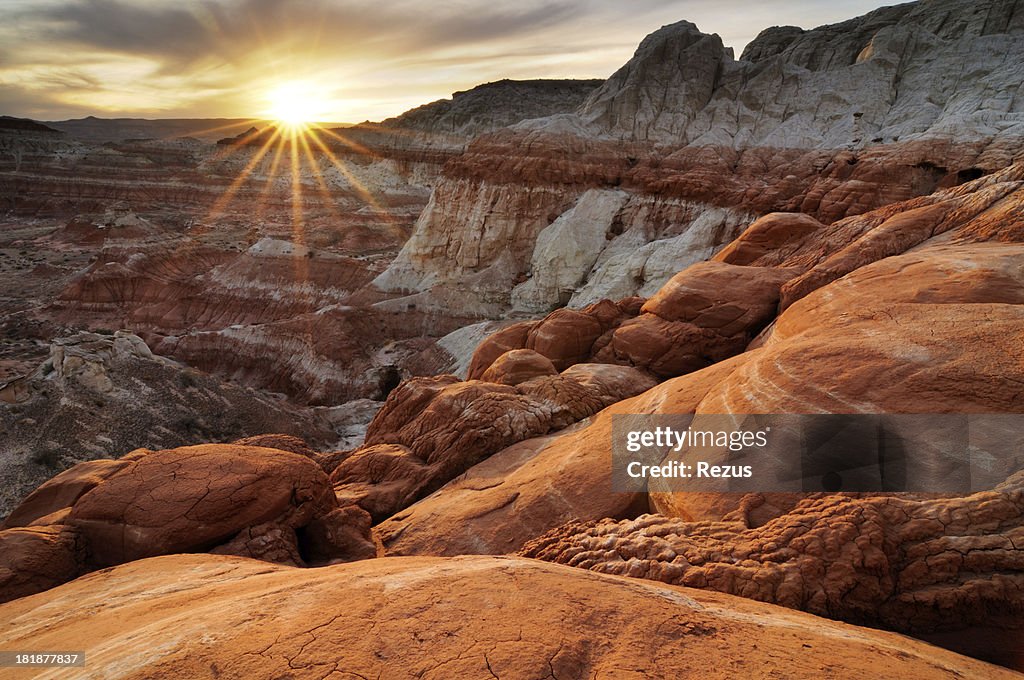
[265,81,331,126]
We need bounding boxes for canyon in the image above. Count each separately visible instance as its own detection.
[2,0,1024,677]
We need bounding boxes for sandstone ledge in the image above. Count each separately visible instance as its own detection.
[0,554,1015,680]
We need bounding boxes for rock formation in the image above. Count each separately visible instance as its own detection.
[0,525,84,605]
[379,162,1024,560]
[2,77,599,416]
[479,349,557,385]
[463,160,1024,406]
[0,554,1015,679]
[0,76,608,520]
[521,472,1024,668]
[332,363,656,522]
[468,260,796,380]
[352,78,603,151]
[376,353,752,557]
[45,117,260,143]
[0,116,61,135]
[466,298,642,377]
[579,2,1024,146]
[0,442,376,603]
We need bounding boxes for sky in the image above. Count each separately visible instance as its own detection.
[0,0,898,123]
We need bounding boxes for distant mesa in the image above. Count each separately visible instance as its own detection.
[343,78,603,151]
[0,116,61,134]
[215,126,266,146]
[375,78,604,135]
[44,117,269,143]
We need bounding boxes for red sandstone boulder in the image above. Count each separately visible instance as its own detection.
[1,443,377,602]
[468,298,642,378]
[331,444,429,522]
[479,349,558,385]
[559,362,657,398]
[713,212,824,265]
[600,316,734,377]
[301,505,378,564]
[525,308,605,370]
[231,434,320,460]
[640,261,797,333]
[66,444,338,567]
[361,374,462,443]
[210,521,306,567]
[1,453,148,529]
[595,262,797,378]
[0,525,84,604]
[465,321,538,379]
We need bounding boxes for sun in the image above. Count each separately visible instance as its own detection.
[265,81,330,128]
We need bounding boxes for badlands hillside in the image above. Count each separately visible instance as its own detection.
[2,0,1024,677]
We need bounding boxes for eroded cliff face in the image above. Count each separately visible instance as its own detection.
[580,2,1024,146]
[373,0,1024,314]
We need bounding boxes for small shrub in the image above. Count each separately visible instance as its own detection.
[30,447,62,469]
[177,416,202,433]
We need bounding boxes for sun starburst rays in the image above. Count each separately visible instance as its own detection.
[200,117,395,274]
[305,125,394,222]
[206,126,284,220]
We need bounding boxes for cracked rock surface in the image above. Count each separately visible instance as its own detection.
[64,444,339,567]
[0,443,376,602]
[0,553,1016,680]
[521,472,1024,668]
[0,525,84,604]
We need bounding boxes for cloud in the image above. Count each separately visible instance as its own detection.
[10,0,584,66]
[25,1,214,64]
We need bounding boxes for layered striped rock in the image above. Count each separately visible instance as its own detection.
[373,0,1024,311]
